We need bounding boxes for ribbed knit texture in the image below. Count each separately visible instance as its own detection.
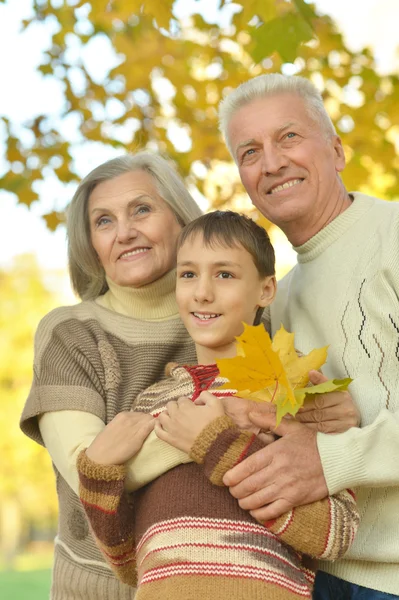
[269,192,399,594]
[78,364,359,600]
[20,274,196,600]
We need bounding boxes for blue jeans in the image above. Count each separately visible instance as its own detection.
[313,572,399,599]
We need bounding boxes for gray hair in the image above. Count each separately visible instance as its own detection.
[67,152,203,300]
[219,73,336,158]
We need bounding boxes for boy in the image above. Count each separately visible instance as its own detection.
[78,211,359,599]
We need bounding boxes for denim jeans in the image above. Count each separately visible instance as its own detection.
[313,572,399,600]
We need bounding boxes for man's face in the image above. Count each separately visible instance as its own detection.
[227,93,346,245]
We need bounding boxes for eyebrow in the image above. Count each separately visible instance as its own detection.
[177,260,242,268]
[235,121,300,155]
[89,194,153,215]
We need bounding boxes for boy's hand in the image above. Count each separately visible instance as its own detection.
[86,412,155,466]
[196,391,275,434]
[295,371,360,433]
[155,396,225,453]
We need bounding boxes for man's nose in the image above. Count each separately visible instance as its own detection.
[261,143,289,175]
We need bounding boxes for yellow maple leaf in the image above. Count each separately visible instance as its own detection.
[216,324,352,425]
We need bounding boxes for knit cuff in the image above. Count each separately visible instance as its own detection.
[190,416,235,464]
[77,449,126,482]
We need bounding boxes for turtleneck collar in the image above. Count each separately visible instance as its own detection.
[95,269,179,321]
[294,193,374,263]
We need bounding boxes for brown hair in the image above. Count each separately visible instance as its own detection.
[177,211,275,324]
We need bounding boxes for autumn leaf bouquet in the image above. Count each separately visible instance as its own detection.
[216,324,351,425]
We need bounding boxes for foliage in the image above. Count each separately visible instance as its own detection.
[217,324,351,424]
[0,256,60,524]
[1,0,399,229]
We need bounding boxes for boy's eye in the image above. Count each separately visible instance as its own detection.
[217,272,233,279]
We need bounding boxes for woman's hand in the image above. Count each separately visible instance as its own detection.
[295,370,360,433]
[155,395,225,453]
[85,412,155,465]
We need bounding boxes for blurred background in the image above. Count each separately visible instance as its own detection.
[1,0,398,597]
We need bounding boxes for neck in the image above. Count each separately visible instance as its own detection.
[96,269,180,320]
[195,341,237,365]
[285,181,352,246]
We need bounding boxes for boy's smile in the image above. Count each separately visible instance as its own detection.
[176,233,276,365]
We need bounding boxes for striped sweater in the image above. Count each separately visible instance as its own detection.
[78,363,359,599]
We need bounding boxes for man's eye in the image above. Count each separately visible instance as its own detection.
[242,148,255,159]
[218,272,233,279]
[286,132,297,139]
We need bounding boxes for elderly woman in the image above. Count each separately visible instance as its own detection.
[20,152,202,599]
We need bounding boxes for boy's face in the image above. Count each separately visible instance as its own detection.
[176,233,276,363]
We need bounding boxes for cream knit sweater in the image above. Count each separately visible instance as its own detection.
[270,193,399,594]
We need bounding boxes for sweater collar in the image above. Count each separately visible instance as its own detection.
[294,193,375,263]
[95,269,179,320]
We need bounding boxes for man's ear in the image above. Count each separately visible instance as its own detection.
[259,275,277,307]
[333,135,346,172]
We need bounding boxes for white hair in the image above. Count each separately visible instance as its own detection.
[67,152,203,300]
[218,73,336,158]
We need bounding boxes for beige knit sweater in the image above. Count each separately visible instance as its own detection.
[269,193,399,594]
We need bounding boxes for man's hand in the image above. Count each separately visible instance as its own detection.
[223,412,328,521]
[155,396,225,453]
[86,412,155,466]
[295,370,360,433]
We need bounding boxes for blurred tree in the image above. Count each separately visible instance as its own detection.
[0,0,398,229]
[0,256,61,567]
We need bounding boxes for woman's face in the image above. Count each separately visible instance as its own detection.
[88,170,183,288]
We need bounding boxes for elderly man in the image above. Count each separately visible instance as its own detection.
[218,73,399,599]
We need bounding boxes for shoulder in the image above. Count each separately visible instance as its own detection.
[33,301,105,360]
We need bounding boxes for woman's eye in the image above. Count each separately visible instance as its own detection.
[135,204,151,215]
[96,216,111,227]
[286,132,297,139]
[180,271,195,279]
[218,272,233,279]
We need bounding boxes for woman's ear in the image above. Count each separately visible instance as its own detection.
[259,275,277,307]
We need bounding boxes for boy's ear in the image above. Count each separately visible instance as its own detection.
[259,275,277,307]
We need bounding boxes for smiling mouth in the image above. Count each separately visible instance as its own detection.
[268,179,303,195]
[192,312,221,320]
[119,248,150,259]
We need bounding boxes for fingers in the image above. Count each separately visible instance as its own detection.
[250,498,293,523]
[223,445,271,488]
[308,370,327,384]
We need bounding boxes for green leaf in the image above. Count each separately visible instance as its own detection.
[250,12,314,63]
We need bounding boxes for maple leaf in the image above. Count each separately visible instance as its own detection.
[216,324,352,425]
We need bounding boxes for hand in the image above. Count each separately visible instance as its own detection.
[86,412,155,466]
[195,391,275,435]
[155,395,225,453]
[295,370,360,433]
[223,412,328,522]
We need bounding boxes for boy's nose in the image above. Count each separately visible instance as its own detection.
[194,278,214,303]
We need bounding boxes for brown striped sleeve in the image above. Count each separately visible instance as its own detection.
[190,420,359,560]
[190,416,265,486]
[265,489,359,560]
[77,450,137,587]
